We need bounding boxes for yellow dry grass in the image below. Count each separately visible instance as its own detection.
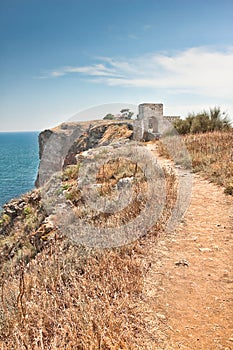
[184,131,233,193]
[0,153,177,349]
[99,124,133,145]
[0,242,148,350]
[158,131,233,194]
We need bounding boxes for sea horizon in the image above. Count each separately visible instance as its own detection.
[0,130,40,133]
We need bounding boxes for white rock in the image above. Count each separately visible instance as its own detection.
[199,247,212,252]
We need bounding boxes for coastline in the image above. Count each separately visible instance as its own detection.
[0,131,39,208]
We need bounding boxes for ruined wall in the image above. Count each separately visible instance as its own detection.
[164,116,180,123]
[138,103,163,121]
[133,119,144,140]
[138,103,163,138]
[134,103,180,141]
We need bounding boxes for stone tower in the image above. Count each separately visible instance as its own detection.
[134,103,163,140]
[138,103,163,132]
[133,103,180,141]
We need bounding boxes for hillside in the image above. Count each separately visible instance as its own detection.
[0,124,232,349]
[158,130,233,195]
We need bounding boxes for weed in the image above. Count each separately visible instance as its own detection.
[0,214,11,225]
[159,131,233,195]
[62,164,80,180]
[23,206,32,216]
[224,184,233,195]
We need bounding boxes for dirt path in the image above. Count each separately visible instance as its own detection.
[144,145,233,349]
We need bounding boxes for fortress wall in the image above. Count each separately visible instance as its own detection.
[139,103,163,132]
[164,116,180,122]
[139,103,163,120]
[134,103,180,140]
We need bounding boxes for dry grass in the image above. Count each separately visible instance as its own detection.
[158,131,233,194]
[0,241,150,350]
[0,148,178,349]
[184,131,233,193]
[59,157,148,230]
[99,124,133,145]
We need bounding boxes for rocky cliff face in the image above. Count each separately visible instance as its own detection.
[63,121,134,167]
[36,120,133,186]
[0,120,135,268]
[36,121,90,187]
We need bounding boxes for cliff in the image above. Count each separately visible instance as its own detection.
[36,120,133,186]
[1,125,232,349]
[0,120,135,267]
[0,116,154,348]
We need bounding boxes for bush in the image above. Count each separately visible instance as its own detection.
[62,164,80,180]
[173,116,194,134]
[103,113,114,120]
[23,205,32,216]
[0,214,11,225]
[174,107,232,135]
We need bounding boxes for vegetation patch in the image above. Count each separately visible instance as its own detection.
[173,107,231,134]
[158,130,233,195]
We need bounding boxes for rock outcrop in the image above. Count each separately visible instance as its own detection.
[36,121,90,187]
[36,120,133,186]
[0,120,135,268]
[63,122,133,167]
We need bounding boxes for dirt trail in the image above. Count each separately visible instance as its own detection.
[144,144,233,349]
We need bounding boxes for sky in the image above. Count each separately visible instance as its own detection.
[0,0,233,131]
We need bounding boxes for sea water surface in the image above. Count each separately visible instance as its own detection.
[0,132,39,208]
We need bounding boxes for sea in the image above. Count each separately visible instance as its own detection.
[0,132,39,209]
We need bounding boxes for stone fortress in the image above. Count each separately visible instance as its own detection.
[134,103,180,141]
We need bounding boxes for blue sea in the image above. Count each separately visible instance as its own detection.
[0,132,39,209]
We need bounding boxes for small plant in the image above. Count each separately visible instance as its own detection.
[0,214,11,225]
[62,184,70,190]
[22,205,39,231]
[62,164,80,180]
[224,184,233,195]
[65,187,81,202]
[23,206,32,216]
[25,214,38,231]
[56,183,71,196]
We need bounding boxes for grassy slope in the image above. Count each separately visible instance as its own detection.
[0,166,176,349]
[1,130,231,349]
[158,131,233,195]
[0,122,177,349]
[184,131,233,194]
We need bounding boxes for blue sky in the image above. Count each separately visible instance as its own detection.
[0,0,233,131]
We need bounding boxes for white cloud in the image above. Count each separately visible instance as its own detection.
[44,46,233,101]
[51,71,65,77]
[43,63,123,79]
[93,47,233,100]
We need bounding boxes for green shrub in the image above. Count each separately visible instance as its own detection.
[56,184,71,196]
[103,113,114,120]
[25,214,38,230]
[0,214,11,225]
[23,206,32,216]
[174,107,232,135]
